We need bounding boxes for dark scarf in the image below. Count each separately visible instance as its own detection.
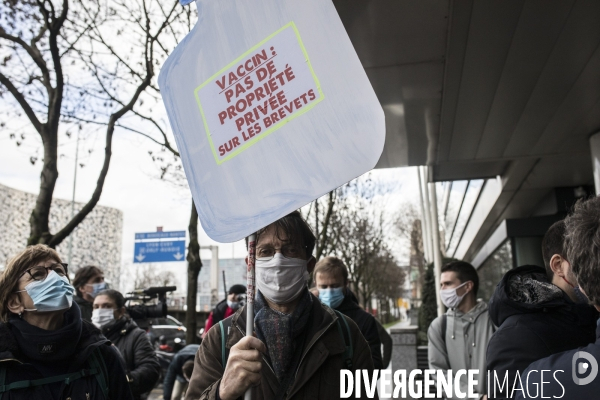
[9,303,82,363]
[254,288,312,390]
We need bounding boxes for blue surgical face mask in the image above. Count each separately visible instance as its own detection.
[87,282,107,298]
[319,287,345,309]
[16,270,75,312]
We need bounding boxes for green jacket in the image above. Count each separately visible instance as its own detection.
[185,299,376,400]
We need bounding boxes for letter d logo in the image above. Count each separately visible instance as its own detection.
[572,351,598,385]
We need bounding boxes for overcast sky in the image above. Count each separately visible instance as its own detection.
[0,117,423,293]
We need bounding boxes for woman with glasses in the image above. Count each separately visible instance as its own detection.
[0,244,134,399]
[92,289,160,400]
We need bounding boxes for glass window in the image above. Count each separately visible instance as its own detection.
[444,180,469,248]
[477,240,514,302]
[446,180,484,256]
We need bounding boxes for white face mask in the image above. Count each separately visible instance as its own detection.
[92,308,115,329]
[255,253,311,305]
[440,281,469,309]
[227,300,241,310]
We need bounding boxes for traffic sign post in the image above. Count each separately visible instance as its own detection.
[133,230,186,263]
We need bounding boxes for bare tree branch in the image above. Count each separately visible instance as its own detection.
[0,71,43,133]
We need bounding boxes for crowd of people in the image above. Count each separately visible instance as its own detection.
[1,196,600,399]
[427,196,600,399]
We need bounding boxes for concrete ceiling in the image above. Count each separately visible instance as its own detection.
[334,0,600,189]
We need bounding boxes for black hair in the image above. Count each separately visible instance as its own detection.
[73,265,103,296]
[228,284,246,295]
[564,196,600,306]
[441,260,479,296]
[96,289,126,309]
[245,210,316,257]
[541,220,566,280]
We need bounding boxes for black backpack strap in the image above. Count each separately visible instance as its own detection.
[219,318,233,369]
[0,368,99,394]
[0,347,109,399]
[333,310,353,369]
[88,346,110,399]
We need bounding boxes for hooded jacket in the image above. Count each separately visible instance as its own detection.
[486,265,597,399]
[0,303,133,400]
[184,294,376,400]
[335,290,383,369]
[101,316,160,399]
[163,344,200,400]
[428,300,495,399]
[515,324,600,400]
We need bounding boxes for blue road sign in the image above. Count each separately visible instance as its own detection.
[135,231,186,240]
[133,240,186,263]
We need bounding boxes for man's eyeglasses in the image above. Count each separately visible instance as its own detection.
[20,263,68,281]
[256,245,305,260]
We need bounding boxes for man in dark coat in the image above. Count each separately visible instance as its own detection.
[375,318,393,369]
[488,219,598,399]
[202,284,246,337]
[185,211,375,400]
[163,344,200,400]
[516,197,600,399]
[313,256,383,370]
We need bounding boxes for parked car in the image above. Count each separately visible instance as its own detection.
[146,315,187,351]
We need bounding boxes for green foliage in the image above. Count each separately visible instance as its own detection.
[418,262,437,344]
[417,257,457,345]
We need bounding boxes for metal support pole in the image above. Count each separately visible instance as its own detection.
[245,233,256,400]
[420,167,433,263]
[201,245,220,306]
[428,171,445,317]
[417,168,430,262]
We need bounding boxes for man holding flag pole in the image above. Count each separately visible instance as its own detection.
[184,211,376,400]
[160,0,388,398]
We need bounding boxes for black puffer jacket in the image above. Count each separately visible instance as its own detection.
[336,290,383,370]
[516,324,600,400]
[486,265,598,399]
[101,317,160,399]
[0,303,133,399]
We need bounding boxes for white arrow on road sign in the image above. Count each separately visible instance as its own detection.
[173,252,184,260]
[135,253,145,262]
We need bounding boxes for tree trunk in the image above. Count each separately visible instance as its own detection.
[186,200,202,344]
[28,126,58,245]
